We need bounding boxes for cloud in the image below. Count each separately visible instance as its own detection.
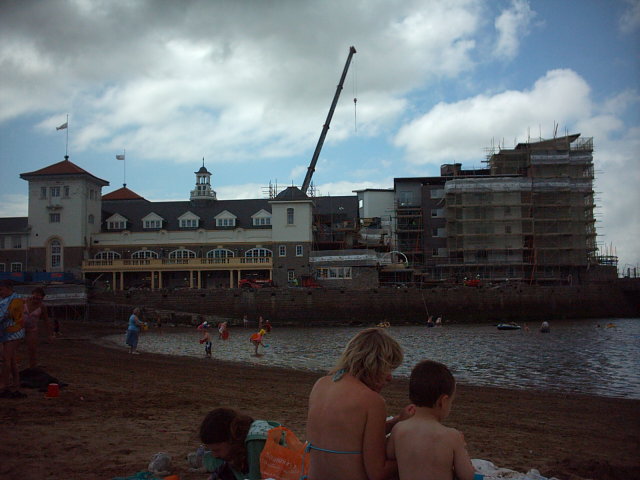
[0,0,484,167]
[0,194,28,217]
[619,0,640,33]
[493,0,536,59]
[394,69,592,164]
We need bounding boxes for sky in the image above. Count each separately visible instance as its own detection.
[1,0,639,273]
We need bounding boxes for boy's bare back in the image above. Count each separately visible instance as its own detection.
[387,413,475,480]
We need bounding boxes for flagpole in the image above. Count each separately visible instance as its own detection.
[123,149,126,187]
[65,114,69,157]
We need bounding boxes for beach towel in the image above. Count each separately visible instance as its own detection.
[472,459,561,480]
[20,367,67,391]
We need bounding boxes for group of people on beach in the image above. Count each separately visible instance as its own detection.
[0,279,55,399]
[198,327,476,480]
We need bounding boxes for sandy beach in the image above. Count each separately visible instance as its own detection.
[1,321,638,480]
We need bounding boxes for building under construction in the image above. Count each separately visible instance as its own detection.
[393,134,599,284]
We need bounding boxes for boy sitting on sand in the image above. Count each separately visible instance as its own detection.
[386,360,476,480]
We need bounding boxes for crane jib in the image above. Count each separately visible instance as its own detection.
[301,46,357,194]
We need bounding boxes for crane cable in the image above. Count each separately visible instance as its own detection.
[352,55,358,132]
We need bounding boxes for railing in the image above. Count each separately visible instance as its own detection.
[83,256,272,271]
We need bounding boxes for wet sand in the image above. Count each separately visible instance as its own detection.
[1,321,639,480]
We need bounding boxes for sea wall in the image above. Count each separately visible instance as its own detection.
[88,280,640,325]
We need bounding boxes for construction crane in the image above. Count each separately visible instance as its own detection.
[301,46,357,195]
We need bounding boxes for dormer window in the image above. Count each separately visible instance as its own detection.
[107,220,126,230]
[217,218,235,227]
[144,219,162,229]
[251,209,272,226]
[178,211,200,229]
[142,212,164,230]
[215,210,237,228]
[106,213,128,230]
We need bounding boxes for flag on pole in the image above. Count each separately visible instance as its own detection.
[116,154,125,160]
[56,122,68,131]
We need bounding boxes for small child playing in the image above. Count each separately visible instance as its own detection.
[249,328,267,356]
[199,324,212,358]
[386,360,476,480]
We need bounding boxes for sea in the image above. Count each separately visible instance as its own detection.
[103,317,640,400]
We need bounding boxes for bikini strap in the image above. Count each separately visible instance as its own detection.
[332,368,346,382]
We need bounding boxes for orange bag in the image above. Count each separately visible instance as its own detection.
[260,426,310,480]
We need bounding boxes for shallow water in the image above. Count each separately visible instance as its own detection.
[104,318,640,399]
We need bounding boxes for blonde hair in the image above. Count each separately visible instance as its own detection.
[332,328,403,389]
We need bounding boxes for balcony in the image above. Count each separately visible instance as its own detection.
[82,256,272,272]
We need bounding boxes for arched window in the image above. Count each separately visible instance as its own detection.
[50,239,62,269]
[131,250,159,259]
[206,248,234,259]
[88,214,95,224]
[94,250,121,260]
[245,248,272,258]
[168,249,196,259]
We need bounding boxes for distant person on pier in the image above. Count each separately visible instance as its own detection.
[264,319,272,333]
[435,317,442,327]
[23,287,53,368]
[242,314,249,328]
[305,328,413,480]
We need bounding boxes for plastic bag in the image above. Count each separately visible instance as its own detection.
[259,426,309,480]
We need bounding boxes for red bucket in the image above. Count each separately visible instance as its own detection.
[45,383,60,398]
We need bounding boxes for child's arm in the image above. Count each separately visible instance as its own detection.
[451,430,475,480]
[385,427,396,460]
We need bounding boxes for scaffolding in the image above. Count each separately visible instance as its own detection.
[442,135,597,283]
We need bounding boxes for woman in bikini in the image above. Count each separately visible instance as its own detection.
[305,328,414,480]
[23,287,52,368]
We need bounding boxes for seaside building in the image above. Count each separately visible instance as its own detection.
[0,133,614,289]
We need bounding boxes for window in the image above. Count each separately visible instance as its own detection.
[131,250,159,259]
[287,270,296,282]
[180,218,198,228]
[432,248,439,257]
[505,225,512,234]
[286,208,294,225]
[40,187,47,199]
[144,219,162,229]
[245,248,272,258]
[216,218,236,227]
[253,217,271,226]
[207,248,234,259]
[168,249,196,259]
[295,245,303,257]
[316,267,352,279]
[11,262,22,272]
[0,237,4,249]
[50,186,60,197]
[358,199,364,208]
[88,214,94,224]
[430,189,444,199]
[504,206,511,216]
[63,186,70,197]
[0,264,4,272]
[94,251,121,260]
[398,191,413,206]
[50,240,61,268]
[279,245,286,257]
[12,236,21,249]
[107,221,126,230]
[50,213,61,223]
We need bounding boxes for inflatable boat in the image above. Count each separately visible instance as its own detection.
[497,323,521,330]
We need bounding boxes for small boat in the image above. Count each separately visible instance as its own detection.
[497,323,521,330]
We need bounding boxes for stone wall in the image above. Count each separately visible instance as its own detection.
[88,279,640,325]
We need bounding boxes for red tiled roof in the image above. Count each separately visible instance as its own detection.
[20,157,109,185]
[102,186,145,200]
